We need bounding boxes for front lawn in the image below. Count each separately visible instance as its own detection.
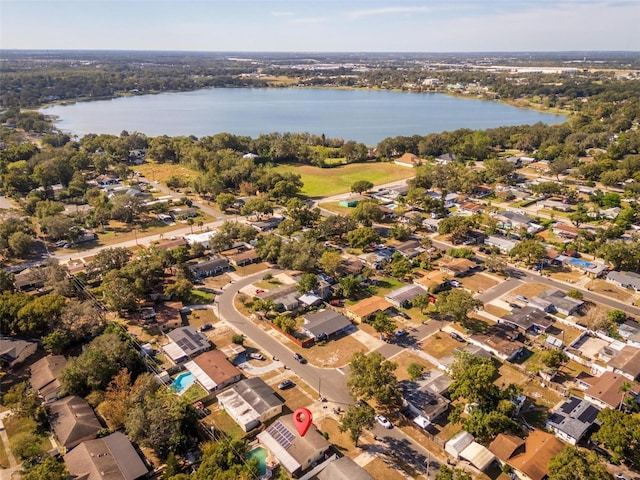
[4,415,51,461]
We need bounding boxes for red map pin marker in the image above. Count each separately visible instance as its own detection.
[293,408,313,437]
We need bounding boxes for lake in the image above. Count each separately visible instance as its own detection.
[42,88,566,145]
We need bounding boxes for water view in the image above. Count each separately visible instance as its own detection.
[42,88,566,145]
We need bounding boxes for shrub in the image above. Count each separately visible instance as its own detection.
[231,334,244,345]
[10,431,41,460]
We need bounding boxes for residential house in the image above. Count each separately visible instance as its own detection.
[557,255,608,278]
[227,249,260,267]
[531,289,583,316]
[216,378,284,432]
[394,239,424,259]
[489,430,564,480]
[358,249,394,269]
[340,258,365,276]
[552,223,580,240]
[471,185,493,198]
[184,231,217,248]
[435,153,457,164]
[618,320,640,347]
[170,207,199,219]
[63,431,148,480]
[606,271,640,292]
[427,192,459,208]
[316,456,373,480]
[162,326,211,364]
[584,372,639,410]
[545,396,600,445]
[345,296,393,323]
[541,200,573,212]
[48,396,102,450]
[301,310,352,340]
[251,217,285,231]
[464,230,486,245]
[401,379,450,424]
[413,270,449,292]
[394,152,425,168]
[497,211,535,231]
[484,235,517,253]
[389,184,409,197]
[500,307,554,335]
[30,355,67,403]
[528,161,551,173]
[257,414,331,477]
[439,258,477,277]
[444,431,496,472]
[385,284,428,308]
[189,257,231,278]
[469,324,524,362]
[151,238,188,252]
[256,284,300,311]
[13,267,45,291]
[608,346,640,381]
[400,210,424,225]
[0,337,38,368]
[298,293,323,308]
[459,202,485,215]
[185,350,242,392]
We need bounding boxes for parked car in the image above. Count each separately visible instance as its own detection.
[55,240,67,247]
[293,353,307,364]
[198,323,213,332]
[255,289,265,294]
[449,280,462,288]
[515,295,528,303]
[249,352,264,360]
[614,474,628,480]
[395,329,408,337]
[509,303,521,309]
[375,414,392,429]
[278,379,295,390]
[449,332,465,342]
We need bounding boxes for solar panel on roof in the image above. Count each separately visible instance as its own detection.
[267,421,295,449]
[560,397,580,414]
[578,405,599,423]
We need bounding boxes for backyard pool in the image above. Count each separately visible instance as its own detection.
[568,258,593,268]
[248,446,269,476]
[171,372,196,395]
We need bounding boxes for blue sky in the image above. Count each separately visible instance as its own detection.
[1,0,639,52]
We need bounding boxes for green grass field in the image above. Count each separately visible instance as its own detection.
[274,162,415,198]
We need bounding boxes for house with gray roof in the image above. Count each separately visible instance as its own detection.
[64,431,148,480]
[500,307,553,334]
[385,284,427,308]
[48,396,102,450]
[606,271,640,292]
[545,396,600,445]
[216,378,284,432]
[163,326,211,364]
[0,337,37,369]
[189,257,230,278]
[533,289,584,316]
[302,310,352,340]
[30,355,67,403]
[317,456,373,480]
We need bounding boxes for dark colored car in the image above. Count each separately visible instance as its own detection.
[293,353,307,364]
[278,379,295,390]
[449,332,465,342]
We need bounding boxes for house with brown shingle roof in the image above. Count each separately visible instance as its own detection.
[394,152,425,168]
[185,349,243,392]
[48,396,102,450]
[344,296,393,323]
[584,372,639,410]
[413,270,450,292]
[608,346,640,381]
[63,431,148,480]
[490,430,564,480]
[439,258,477,277]
[30,355,67,403]
[469,324,524,362]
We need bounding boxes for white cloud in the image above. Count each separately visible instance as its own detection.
[347,5,430,19]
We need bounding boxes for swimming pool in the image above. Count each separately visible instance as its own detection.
[171,372,196,395]
[568,258,593,268]
[248,447,268,476]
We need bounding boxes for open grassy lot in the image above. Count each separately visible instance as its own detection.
[136,163,200,184]
[391,351,435,382]
[203,273,233,290]
[459,273,499,294]
[421,332,460,359]
[317,417,359,457]
[315,201,356,216]
[510,282,551,299]
[585,279,635,302]
[233,262,270,277]
[276,380,315,411]
[305,333,368,368]
[369,276,405,296]
[364,457,408,480]
[274,162,415,198]
[483,304,511,318]
[181,383,208,404]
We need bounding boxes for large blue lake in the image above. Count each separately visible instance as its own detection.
[42,88,566,145]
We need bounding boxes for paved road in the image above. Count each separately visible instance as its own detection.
[215,269,353,406]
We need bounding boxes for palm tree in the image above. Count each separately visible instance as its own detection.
[618,381,632,411]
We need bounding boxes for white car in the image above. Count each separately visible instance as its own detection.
[375,414,392,429]
[449,280,462,288]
